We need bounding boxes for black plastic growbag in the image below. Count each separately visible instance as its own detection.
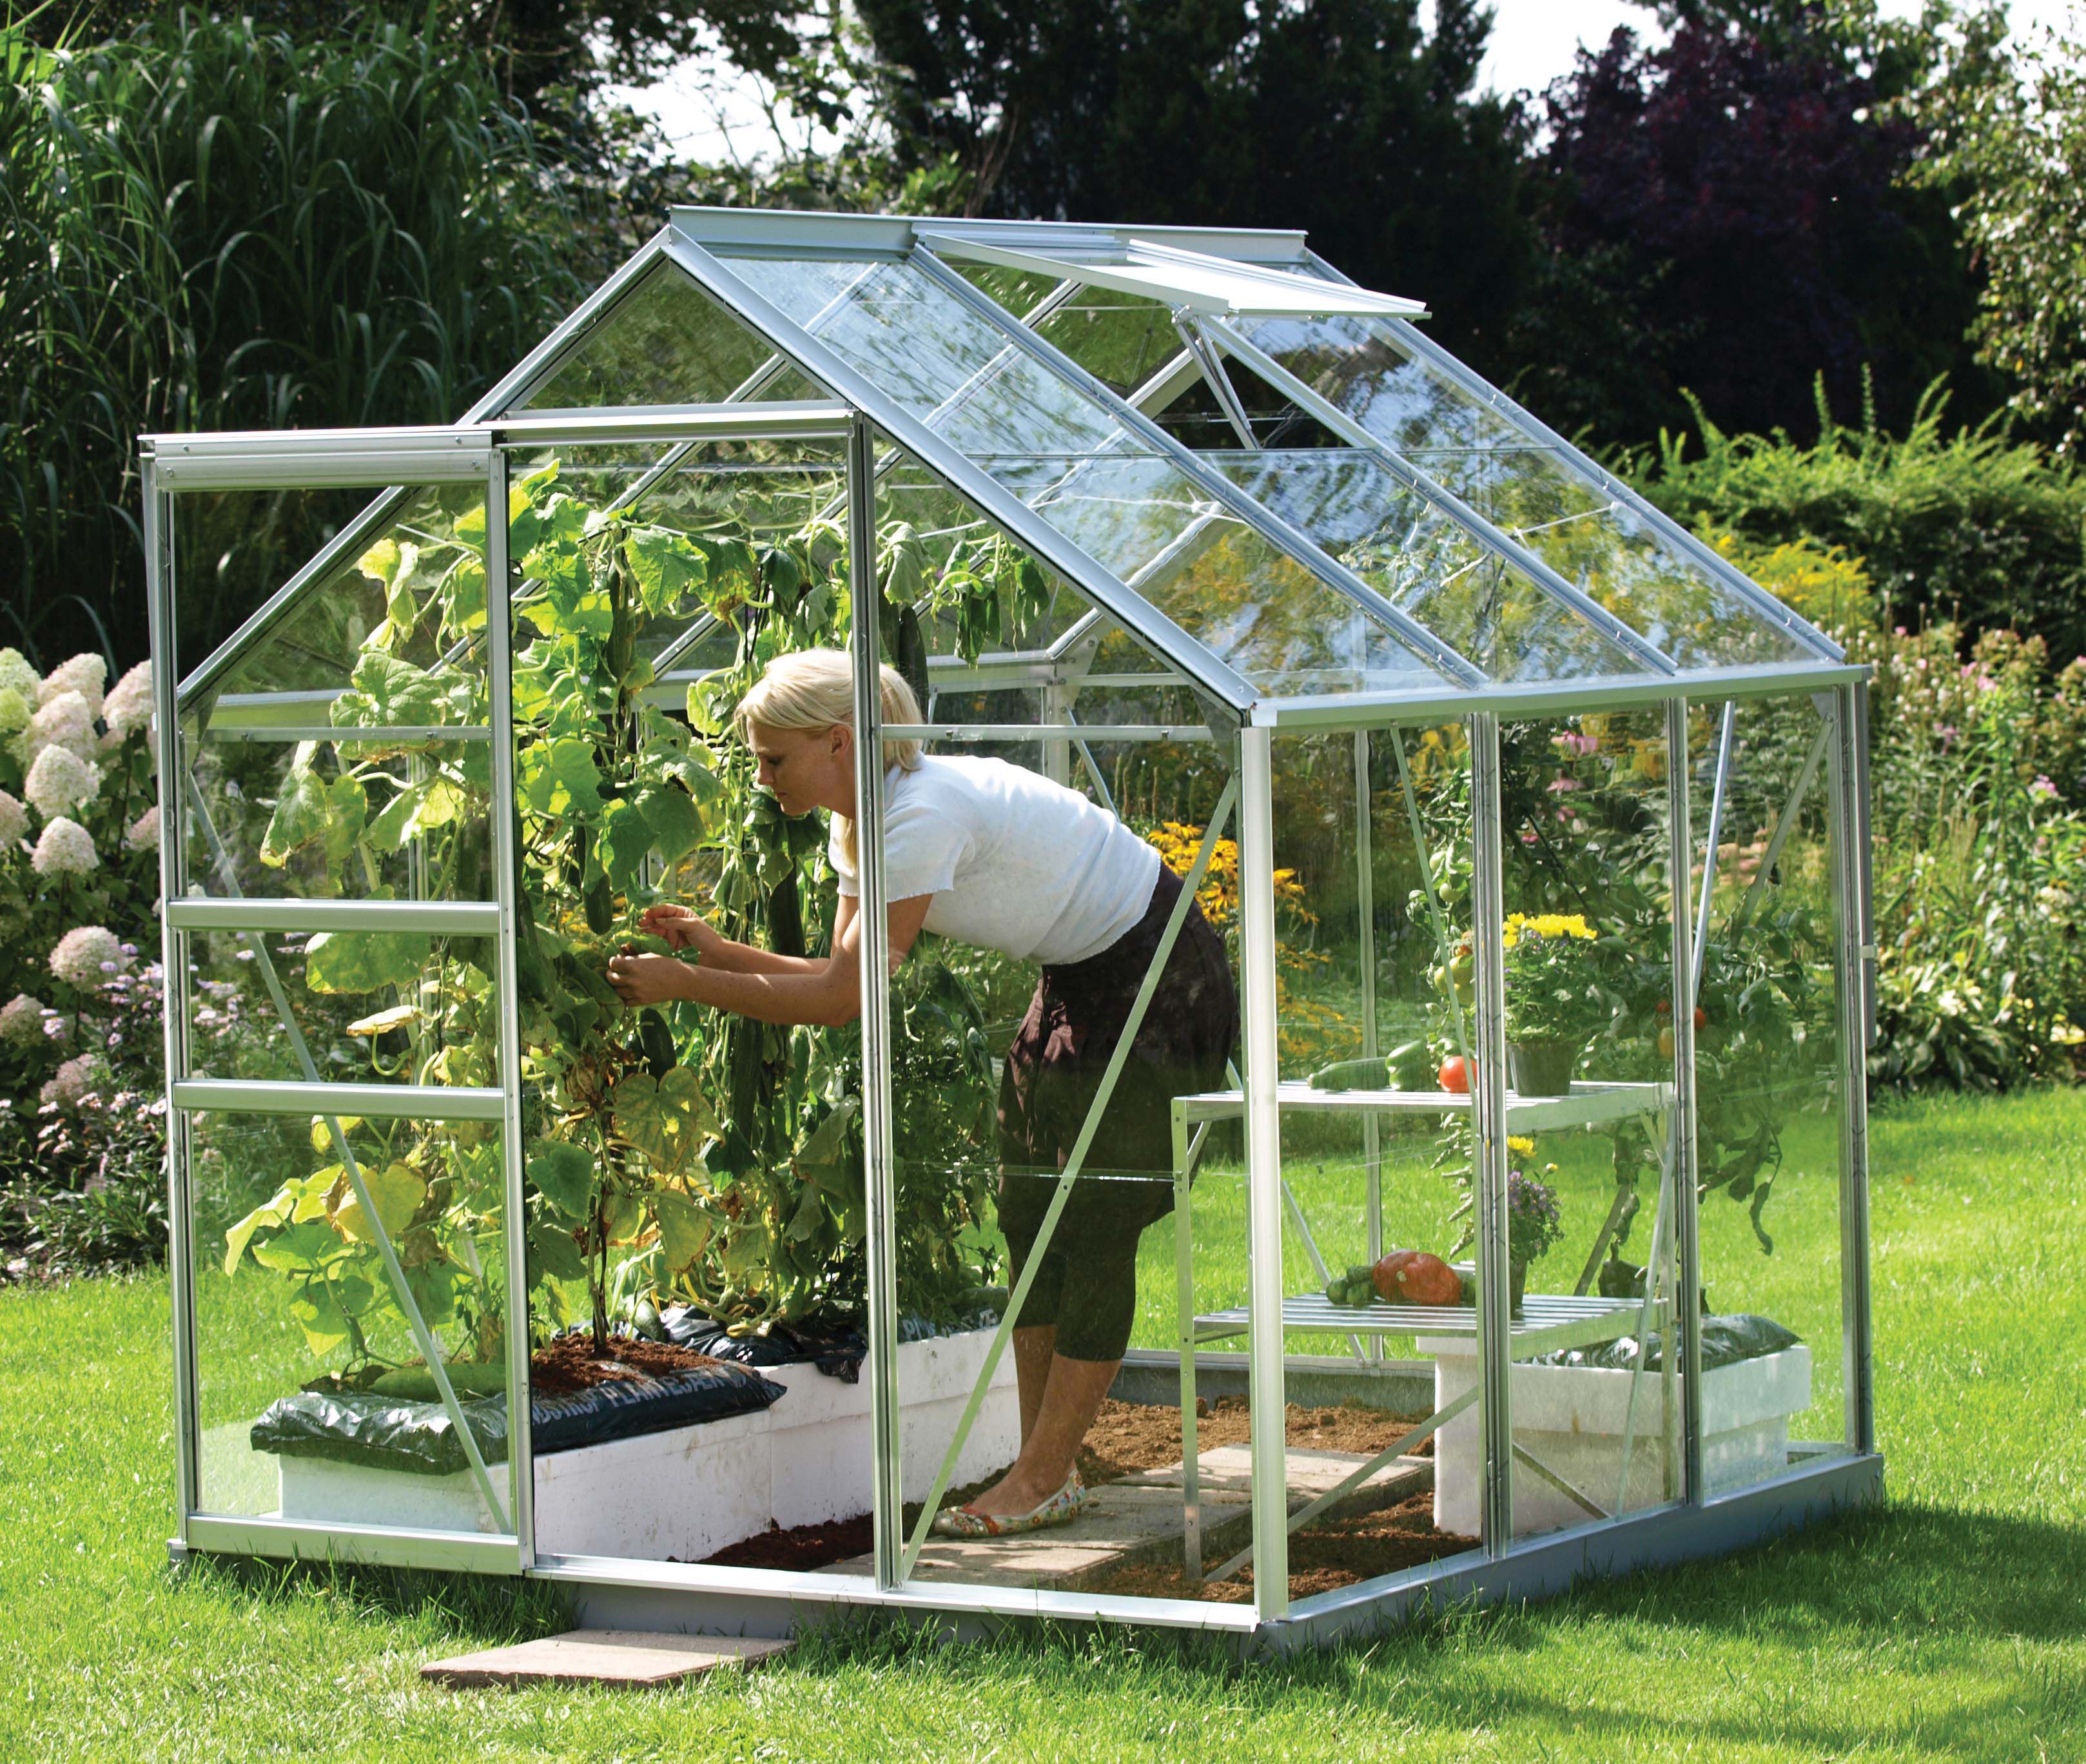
[251,1358,787,1476]
[1534,1313,1802,1373]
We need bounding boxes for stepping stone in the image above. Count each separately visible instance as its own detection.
[422,1629,792,1689]
[1120,1445,1432,1507]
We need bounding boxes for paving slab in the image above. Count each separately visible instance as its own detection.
[811,1447,1434,1591]
[1120,1444,1433,1505]
[422,1630,791,1689]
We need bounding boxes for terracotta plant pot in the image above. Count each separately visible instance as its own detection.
[1507,1039,1578,1097]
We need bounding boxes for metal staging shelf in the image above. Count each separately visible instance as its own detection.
[1191,1291,1642,1358]
[1173,1078,1675,1135]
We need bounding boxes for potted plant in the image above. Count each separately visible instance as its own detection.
[1505,1168,1563,1315]
[1502,911,1599,1095]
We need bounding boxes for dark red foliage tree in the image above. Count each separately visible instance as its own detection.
[1502,8,1994,446]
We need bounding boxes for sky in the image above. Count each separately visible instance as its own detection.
[616,0,2084,165]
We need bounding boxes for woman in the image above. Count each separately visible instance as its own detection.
[605,648,1236,1537]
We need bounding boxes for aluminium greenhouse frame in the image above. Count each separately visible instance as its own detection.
[148,207,1881,1652]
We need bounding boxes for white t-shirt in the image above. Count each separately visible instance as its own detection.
[830,754,1162,966]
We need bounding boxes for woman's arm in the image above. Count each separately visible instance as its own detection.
[639,902,821,976]
[607,892,933,1026]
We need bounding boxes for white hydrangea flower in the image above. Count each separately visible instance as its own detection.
[0,994,45,1046]
[41,1054,101,1110]
[125,805,161,850]
[50,925,125,989]
[23,743,97,818]
[0,789,25,845]
[0,686,29,736]
[102,660,153,738]
[15,689,97,768]
[31,816,98,877]
[0,648,35,701]
[38,653,106,720]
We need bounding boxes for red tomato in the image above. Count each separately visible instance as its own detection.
[1438,1055,1470,1094]
[1695,1005,1708,1030]
[1654,998,1672,1015]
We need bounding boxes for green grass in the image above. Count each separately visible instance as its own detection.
[3,1088,2085,1760]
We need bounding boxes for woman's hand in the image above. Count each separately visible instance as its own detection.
[605,949,696,1007]
[639,901,721,959]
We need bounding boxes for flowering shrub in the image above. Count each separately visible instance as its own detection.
[0,647,162,1213]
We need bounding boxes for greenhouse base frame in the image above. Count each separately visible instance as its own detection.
[146,206,1880,1653]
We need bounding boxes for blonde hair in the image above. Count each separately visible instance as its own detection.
[736,647,924,872]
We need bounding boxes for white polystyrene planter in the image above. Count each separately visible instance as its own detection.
[1423,1337,1813,1538]
[273,1326,1021,1560]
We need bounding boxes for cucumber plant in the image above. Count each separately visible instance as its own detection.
[220,455,1040,1377]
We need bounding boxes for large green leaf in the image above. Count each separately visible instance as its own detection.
[305,927,428,993]
[529,1221,588,1284]
[624,526,706,616]
[259,762,330,866]
[611,1066,716,1175]
[639,781,707,868]
[651,1188,712,1273]
[527,1140,595,1219]
[288,1278,351,1354]
[334,651,447,727]
[333,1161,425,1244]
[251,1217,346,1274]
[532,737,605,819]
[596,797,653,893]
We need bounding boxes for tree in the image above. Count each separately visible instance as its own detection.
[1906,6,2086,455]
[1501,2,1994,446]
[846,0,1537,364]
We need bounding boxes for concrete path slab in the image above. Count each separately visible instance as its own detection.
[422,1629,792,1689]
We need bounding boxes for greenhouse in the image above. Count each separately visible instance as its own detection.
[145,206,1879,1651]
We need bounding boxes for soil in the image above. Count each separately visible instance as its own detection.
[527,1335,726,1396]
[699,1396,1450,1583]
[1078,1490,1466,1603]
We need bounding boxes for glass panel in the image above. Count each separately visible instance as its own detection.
[207,484,491,702]
[953,260,1064,318]
[1690,694,1846,1482]
[719,253,1450,698]
[189,1110,515,1534]
[1237,313,1819,671]
[501,445,844,1569]
[1211,452,1650,683]
[877,626,1245,1607]
[1031,284,1185,399]
[549,440,846,674]
[975,453,1441,696]
[1407,448,1815,671]
[173,487,383,689]
[516,260,823,411]
[1267,725,1488,1603]
[185,734,491,904]
[184,930,499,1088]
[1496,709,1684,1536]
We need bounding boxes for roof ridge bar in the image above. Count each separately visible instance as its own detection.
[1304,250,1844,664]
[1203,317,1681,680]
[904,244,1488,690]
[659,233,1260,712]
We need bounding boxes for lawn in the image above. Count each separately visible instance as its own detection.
[2,1087,2083,1760]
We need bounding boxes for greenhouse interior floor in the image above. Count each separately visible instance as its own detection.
[815,1441,1439,1598]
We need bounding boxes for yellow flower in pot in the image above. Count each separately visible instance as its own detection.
[1502,912,1600,1096]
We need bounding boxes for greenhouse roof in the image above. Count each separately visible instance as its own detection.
[170,206,1858,727]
